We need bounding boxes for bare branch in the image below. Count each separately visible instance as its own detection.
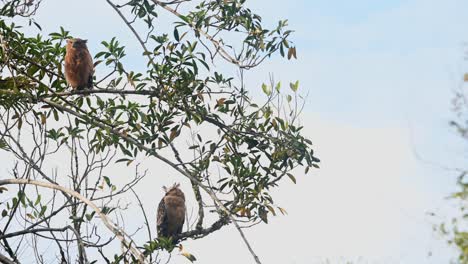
[0,252,16,264]
[0,179,147,263]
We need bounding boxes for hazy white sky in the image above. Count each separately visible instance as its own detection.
[5,0,468,263]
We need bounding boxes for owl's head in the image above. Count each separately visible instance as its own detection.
[66,38,88,49]
[163,183,185,200]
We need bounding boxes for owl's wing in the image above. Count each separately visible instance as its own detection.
[177,203,186,234]
[156,198,167,238]
[85,50,94,88]
[87,73,93,88]
[85,49,94,71]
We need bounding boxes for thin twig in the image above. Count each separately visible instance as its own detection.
[105,0,156,66]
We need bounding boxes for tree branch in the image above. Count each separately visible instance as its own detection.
[0,179,146,263]
[151,0,241,66]
[0,227,67,240]
[168,142,204,230]
[39,97,263,264]
[175,216,228,242]
[105,0,155,66]
[0,252,16,264]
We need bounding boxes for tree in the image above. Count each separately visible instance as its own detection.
[0,0,319,263]
[440,74,468,264]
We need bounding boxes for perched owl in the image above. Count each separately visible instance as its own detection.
[157,183,186,242]
[64,38,93,90]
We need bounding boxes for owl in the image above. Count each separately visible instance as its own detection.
[64,38,93,90]
[157,183,186,242]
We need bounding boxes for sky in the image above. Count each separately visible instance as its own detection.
[4,0,468,263]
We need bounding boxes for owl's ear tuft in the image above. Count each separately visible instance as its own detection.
[162,186,168,193]
[82,39,88,43]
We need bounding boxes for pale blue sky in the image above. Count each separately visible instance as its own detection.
[7,0,468,263]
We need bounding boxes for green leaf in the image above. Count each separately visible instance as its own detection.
[275,82,281,92]
[262,83,271,96]
[85,211,95,221]
[53,109,59,121]
[266,205,276,216]
[116,158,132,163]
[34,195,41,206]
[39,206,47,217]
[289,80,299,92]
[287,173,296,184]
[174,27,180,41]
[258,206,268,223]
[289,81,299,92]
[103,176,111,187]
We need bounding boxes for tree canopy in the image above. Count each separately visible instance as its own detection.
[0,0,319,263]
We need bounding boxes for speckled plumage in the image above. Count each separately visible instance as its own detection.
[157,183,186,241]
[64,38,93,90]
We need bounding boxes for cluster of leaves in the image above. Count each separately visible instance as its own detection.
[450,190,468,263]
[142,239,197,263]
[0,21,69,110]
[438,78,468,263]
[1,190,47,221]
[444,165,468,262]
[128,0,296,68]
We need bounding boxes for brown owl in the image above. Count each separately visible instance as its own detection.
[157,183,186,242]
[64,38,93,90]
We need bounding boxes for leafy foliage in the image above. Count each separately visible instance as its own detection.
[0,0,318,263]
[436,77,468,263]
